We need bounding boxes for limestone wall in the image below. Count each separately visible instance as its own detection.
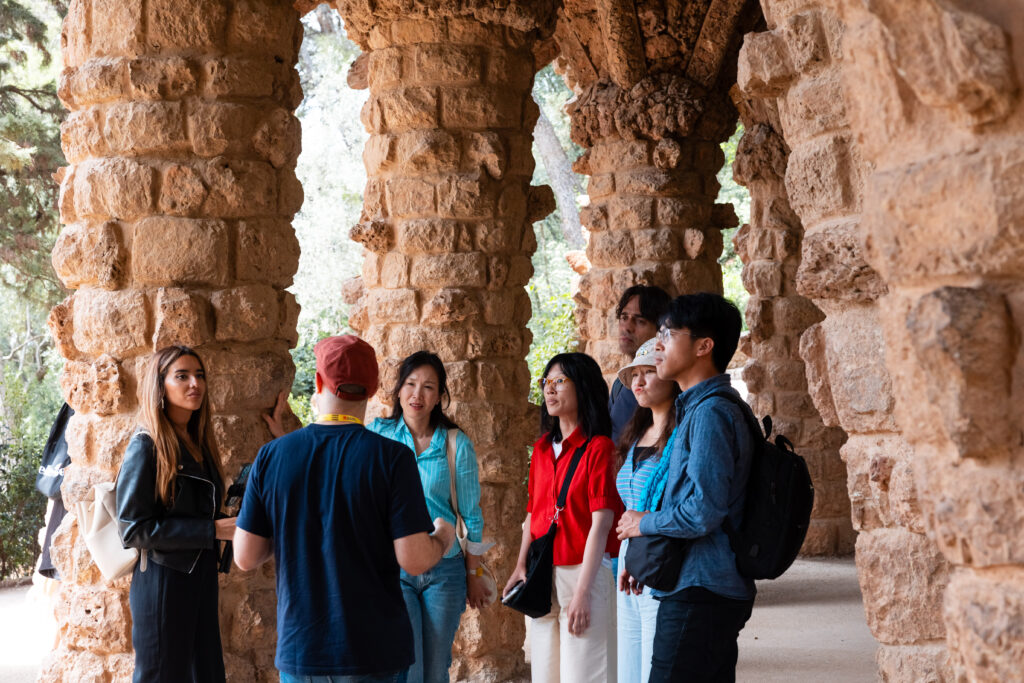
[740,0,1024,678]
[729,95,852,556]
[331,1,558,677]
[44,0,303,680]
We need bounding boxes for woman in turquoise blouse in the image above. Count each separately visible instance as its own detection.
[367,351,490,683]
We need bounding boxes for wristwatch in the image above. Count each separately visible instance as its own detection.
[468,567,484,577]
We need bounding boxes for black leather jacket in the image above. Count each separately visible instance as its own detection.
[116,430,223,574]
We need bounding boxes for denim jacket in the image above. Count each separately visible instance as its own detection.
[638,374,756,601]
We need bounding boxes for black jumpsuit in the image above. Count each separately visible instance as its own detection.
[116,432,226,683]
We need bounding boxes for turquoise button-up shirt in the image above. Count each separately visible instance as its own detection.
[366,417,486,559]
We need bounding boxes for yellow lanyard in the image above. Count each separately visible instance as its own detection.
[319,414,363,425]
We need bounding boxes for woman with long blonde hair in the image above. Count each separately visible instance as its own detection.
[116,345,236,683]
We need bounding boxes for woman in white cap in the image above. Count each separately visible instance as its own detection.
[613,338,681,683]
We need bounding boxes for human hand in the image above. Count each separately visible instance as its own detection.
[431,518,455,555]
[567,589,592,636]
[215,517,237,541]
[467,571,492,609]
[616,510,648,540]
[619,567,643,595]
[503,565,527,598]
[263,390,295,439]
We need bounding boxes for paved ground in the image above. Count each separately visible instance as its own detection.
[738,557,877,682]
[1,557,875,681]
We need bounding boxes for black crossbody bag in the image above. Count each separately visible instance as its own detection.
[623,497,690,591]
[503,439,590,619]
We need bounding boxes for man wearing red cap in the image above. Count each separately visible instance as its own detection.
[234,335,455,682]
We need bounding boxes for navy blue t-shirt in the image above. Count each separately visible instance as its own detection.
[237,423,433,676]
[609,378,639,444]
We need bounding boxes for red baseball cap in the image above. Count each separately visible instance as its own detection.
[313,335,379,401]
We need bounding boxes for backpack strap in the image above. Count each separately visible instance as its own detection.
[699,390,766,441]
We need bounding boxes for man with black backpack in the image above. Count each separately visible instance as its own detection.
[616,292,755,682]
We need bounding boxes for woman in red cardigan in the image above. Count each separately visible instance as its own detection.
[504,352,624,683]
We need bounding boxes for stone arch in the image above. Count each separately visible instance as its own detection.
[44,0,1024,681]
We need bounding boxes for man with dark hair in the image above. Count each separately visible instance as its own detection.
[609,284,672,442]
[234,335,455,682]
[616,292,755,682]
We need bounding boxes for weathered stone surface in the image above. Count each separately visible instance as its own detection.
[203,349,293,412]
[785,133,858,225]
[71,289,149,358]
[856,528,950,644]
[72,157,155,221]
[906,287,1013,460]
[153,287,209,348]
[797,222,886,302]
[61,355,128,416]
[212,285,281,342]
[52,222,126,290]
[56,585,132,654]
[944,569,1024,682]
[132,217,229,286]
[875,643,952,683]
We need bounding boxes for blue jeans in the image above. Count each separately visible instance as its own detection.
[400,555,467,683]
[649,586,754,683]
[280,672,406,683]
[616,540,660,683]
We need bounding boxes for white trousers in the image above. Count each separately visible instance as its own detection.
[529,563,617,683]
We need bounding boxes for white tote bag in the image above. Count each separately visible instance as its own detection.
[74,481,144,581]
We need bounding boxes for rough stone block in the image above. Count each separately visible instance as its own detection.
[52,222,126,290]
[773,296,824,334]
[71,289,149,358]
[944,570,1024,681]
[380,253,410,288]
[129,57,197,100]
[463,131,507,180]
[146,0,228,50]
[875,643,952,683]
[61,355,128,416]
[439,87,520,129]
[856,528,949,644]
[90,0,144,57]
[907,287,1013,460]
[132,217,229,286]
[421,288,480,325]
[368,49,403,89]
[480,288,531,327]
[785,134,858,226]
[61,0,89,68]
[414,44,482,83]
[395,130,459,173]
[377,87,438,131]
[103,102,187,155]
[211,285,279,342]
[796,222,887,302]
[57,586,131,654]
[778,71,847,142]
[387,177,436,217]
[227,0,299,59]
[436,173,496,219]
[236,218,300,287]
[203,57,276,98]
[466,325,528,360]
[73,158,154,221]
[410,253,487,289]
[153,287,209,348]
[367,288,419,324]
[742,261,784,297]
[631,228,679,262]
[158,164,207,216]
[397,218,460,254]
[253,108,301,169]
[62,59,129,107]
[189,102,260,158]
[608,197,654,231]
[820,305,897,433]
[782,11,829,72]
[589,139,651,172]
[61,109,108,164]
[200,159,278,218]
[656,197,710,227]
[737,30,794,97]
[203,349,293,412]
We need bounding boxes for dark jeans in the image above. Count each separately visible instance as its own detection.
[649,586,754,683]
[129,549,225,683]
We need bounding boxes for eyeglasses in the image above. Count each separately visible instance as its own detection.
[656,327,696,345]
[538,377,572,390]
[617,313,652,326]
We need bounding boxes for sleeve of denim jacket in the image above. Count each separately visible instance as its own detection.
[453,430,488,551]
[638,402,739,539]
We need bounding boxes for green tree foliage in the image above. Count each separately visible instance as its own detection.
[718,125,751,325]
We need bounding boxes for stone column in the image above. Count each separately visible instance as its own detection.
[737,1,956,679]
[568,76,739,382]
[833,1,1024,679]
[46,0,302,680]
[332,2,556,678]
[730,99,852,555]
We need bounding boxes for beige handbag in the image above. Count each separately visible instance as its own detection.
[74,481,145,581]
[445,430,497,604]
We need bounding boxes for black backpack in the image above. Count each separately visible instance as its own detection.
[709,391,815,580]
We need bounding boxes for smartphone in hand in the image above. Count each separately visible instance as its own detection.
[502,580,525,605]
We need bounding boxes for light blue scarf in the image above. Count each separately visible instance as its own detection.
[637,423,680,512]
